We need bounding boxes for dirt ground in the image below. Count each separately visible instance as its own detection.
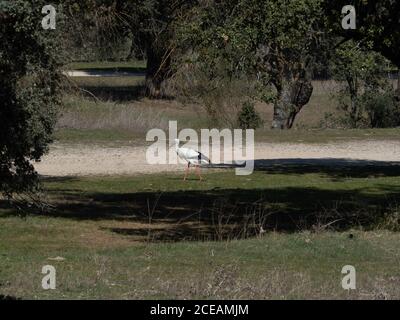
[34,140,400,177]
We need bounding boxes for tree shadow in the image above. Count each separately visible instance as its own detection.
[74,67,146,74]
[77,83,175,102]
[78,84,146,102]
[32,184,400,241]
[0,294,21,301]
[254,158,400,179]
[40,176,80,183]
[2,159,400,242]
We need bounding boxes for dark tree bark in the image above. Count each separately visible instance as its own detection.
[345,74,359,127]
[272,79,313,129]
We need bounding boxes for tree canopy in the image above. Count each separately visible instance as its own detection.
[0,0,63,196]
[176,0,327,128]
[325,0,400,68]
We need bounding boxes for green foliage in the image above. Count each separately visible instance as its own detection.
[331,41,397,128]
[178,0,324,82]
[325,1,400,68]
[237,101,263,130]
[175,0,325,128]
[0,1,63,195]
[361,90,400,128]
[60,0,133,61]
[331,41,391,90]
[333,89,400,129]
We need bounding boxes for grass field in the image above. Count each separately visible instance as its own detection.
[54,127,400,145]
[1,170,400,299]
[2,64,399,300]
[56,93,400,145]
[58,64,400,145]
[1,221,399,299]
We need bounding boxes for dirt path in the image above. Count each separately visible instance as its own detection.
[35,140,400,177]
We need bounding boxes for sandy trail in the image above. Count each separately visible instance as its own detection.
[34,140,400,177]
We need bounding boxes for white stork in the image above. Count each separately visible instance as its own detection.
[174,139,210,181]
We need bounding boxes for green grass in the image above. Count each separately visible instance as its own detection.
[1,221,399,299]
[41,169,400,196]
[255,128,400,144]
[1,170,400,299]
[54,127,400,146]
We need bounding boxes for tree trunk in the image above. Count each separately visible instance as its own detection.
[346,75,359,128]
[272,79,313,129]
[145,44,171,98]
[395,69,400,100]
[349,94,358,127]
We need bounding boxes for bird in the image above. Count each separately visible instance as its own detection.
[174,139,210,181]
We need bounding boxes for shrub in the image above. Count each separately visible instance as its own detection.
[377,204,400,232]
[237,101,263,130]
[362,90,400,128]
[330,89,400,129]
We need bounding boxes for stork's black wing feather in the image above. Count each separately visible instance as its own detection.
[196,151,211,164]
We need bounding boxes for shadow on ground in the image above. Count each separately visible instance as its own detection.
[78,84,146,102]
[2,158,400,242]
[74,67,146,74]
[254,158,400,179]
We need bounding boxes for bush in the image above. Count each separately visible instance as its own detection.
[377,204,400,232]
[331,89,400,129]
[237,101,263,130]
[362,91,400,128]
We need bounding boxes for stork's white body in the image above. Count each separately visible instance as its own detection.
[174,139,210,180]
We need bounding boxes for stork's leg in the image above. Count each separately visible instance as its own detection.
[196,165,202,181]
[184,163,190,181]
